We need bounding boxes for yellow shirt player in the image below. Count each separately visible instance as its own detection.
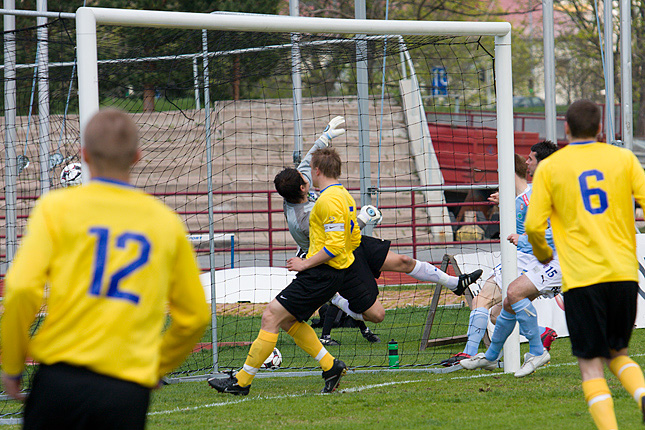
[1,109,210,430]
[525,99,645,430]
[209,147,358,396]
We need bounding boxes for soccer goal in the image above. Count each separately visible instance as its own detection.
[73,8,519,377]
[0,8,520,407]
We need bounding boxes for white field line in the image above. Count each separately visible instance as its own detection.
[150,353,645,416]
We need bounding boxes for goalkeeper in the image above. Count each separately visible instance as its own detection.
[273,116,482,332]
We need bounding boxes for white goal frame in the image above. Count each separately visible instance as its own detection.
[75,7,520,373]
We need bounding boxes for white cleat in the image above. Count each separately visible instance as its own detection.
[459,352,498,371]
[514,350,551,378]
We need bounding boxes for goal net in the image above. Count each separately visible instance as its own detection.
[0,8,516,416]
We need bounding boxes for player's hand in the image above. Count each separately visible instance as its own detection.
[507,233,520,246]
[488,192,499,204]
[539,255,554,264]
[357,205,383,226]
[319,116,345,146]
[2,373,25,402]
[286,257,307,272]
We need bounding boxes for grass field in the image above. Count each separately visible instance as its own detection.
[5,328,645,429]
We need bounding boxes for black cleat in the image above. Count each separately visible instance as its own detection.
[320,336,341,346]
[454,269,483,296]
[361,328,381,343]
[641,396,645,424]
[207,372,250,396]
[438,352,471,367]
[322,359,347,393]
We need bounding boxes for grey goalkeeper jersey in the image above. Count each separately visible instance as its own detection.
[283,138,327,257]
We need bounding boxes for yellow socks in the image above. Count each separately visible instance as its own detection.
[236,329,278,387]
[582,378,617,430]
[609,355,645,404]
[287,321,334,371]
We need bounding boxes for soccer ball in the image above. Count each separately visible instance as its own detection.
[60,163,82,187]
[261,347,282,369]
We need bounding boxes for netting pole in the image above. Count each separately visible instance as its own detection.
[202,29,219,372]
[542,0,556,143]
[290,0,303,166]
[603,0,615,143]
[620,0,632,150]
[495,31,520,374]
[3,0,18,266]
[355,0,373,235]
[37,0,50,194]
[192,57,200,110]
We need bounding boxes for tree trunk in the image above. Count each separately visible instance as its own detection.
[232,55,240,101]
[143,84,155,113]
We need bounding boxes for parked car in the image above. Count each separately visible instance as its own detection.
[513,96,545,108]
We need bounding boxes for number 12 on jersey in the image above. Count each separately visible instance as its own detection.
[88,227,151,305]
[578,170,608,214]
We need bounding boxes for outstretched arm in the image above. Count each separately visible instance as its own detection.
[297,116,345,185]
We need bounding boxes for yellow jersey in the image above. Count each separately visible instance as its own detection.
[525,142,645,291]
[1,179,210,388]
[307,183,361,269]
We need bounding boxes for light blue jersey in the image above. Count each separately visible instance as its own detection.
[515,185,554,254]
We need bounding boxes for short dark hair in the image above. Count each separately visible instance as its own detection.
[514,153,527,179]
[311,148,341,179]
[530,140,558,162]
[565,99,601,139]
[274,168,306,204]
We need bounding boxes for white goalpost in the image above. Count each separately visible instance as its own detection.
[74,7,520,374]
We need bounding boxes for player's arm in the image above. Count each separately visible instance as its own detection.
[525,164,554,263]
[629,151,645,210]
[1,201,52,399]
[297,116,345,184]
[287,249,333,272]
[157,227,210,379]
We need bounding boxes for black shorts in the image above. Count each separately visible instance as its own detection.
[24,363,151,430]
[276,264,346,322]
[340,235,391,314]
[564,281,638,359]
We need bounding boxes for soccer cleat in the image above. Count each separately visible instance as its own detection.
[459,352,498,371]
[514,350,551,378]
[320,336,341,346]
[361,328,381,343]
[438,352,471,367]
[641,395,645,424]
[207,372,250,396]
[454,269,484,296]
[321,359,347,393]
[540,327,557,351]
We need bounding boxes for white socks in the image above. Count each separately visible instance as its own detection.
[331,293,364,321]
[407,260,459,290]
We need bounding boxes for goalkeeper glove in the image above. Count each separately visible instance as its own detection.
[357,205,383,227]
[318,116,346,146]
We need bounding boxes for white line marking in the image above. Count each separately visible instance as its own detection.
[150,354,645,416]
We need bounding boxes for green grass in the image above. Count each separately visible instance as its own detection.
[5,329,645,429]
[147,329,645,429]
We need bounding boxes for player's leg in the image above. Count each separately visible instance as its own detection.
[566,283,620,429]
[605,281,645,417]
[439,278,500,366]
[464,279,501,356]
[380,252,482,295]
[506,274,543,356]
[319,304,342,346]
